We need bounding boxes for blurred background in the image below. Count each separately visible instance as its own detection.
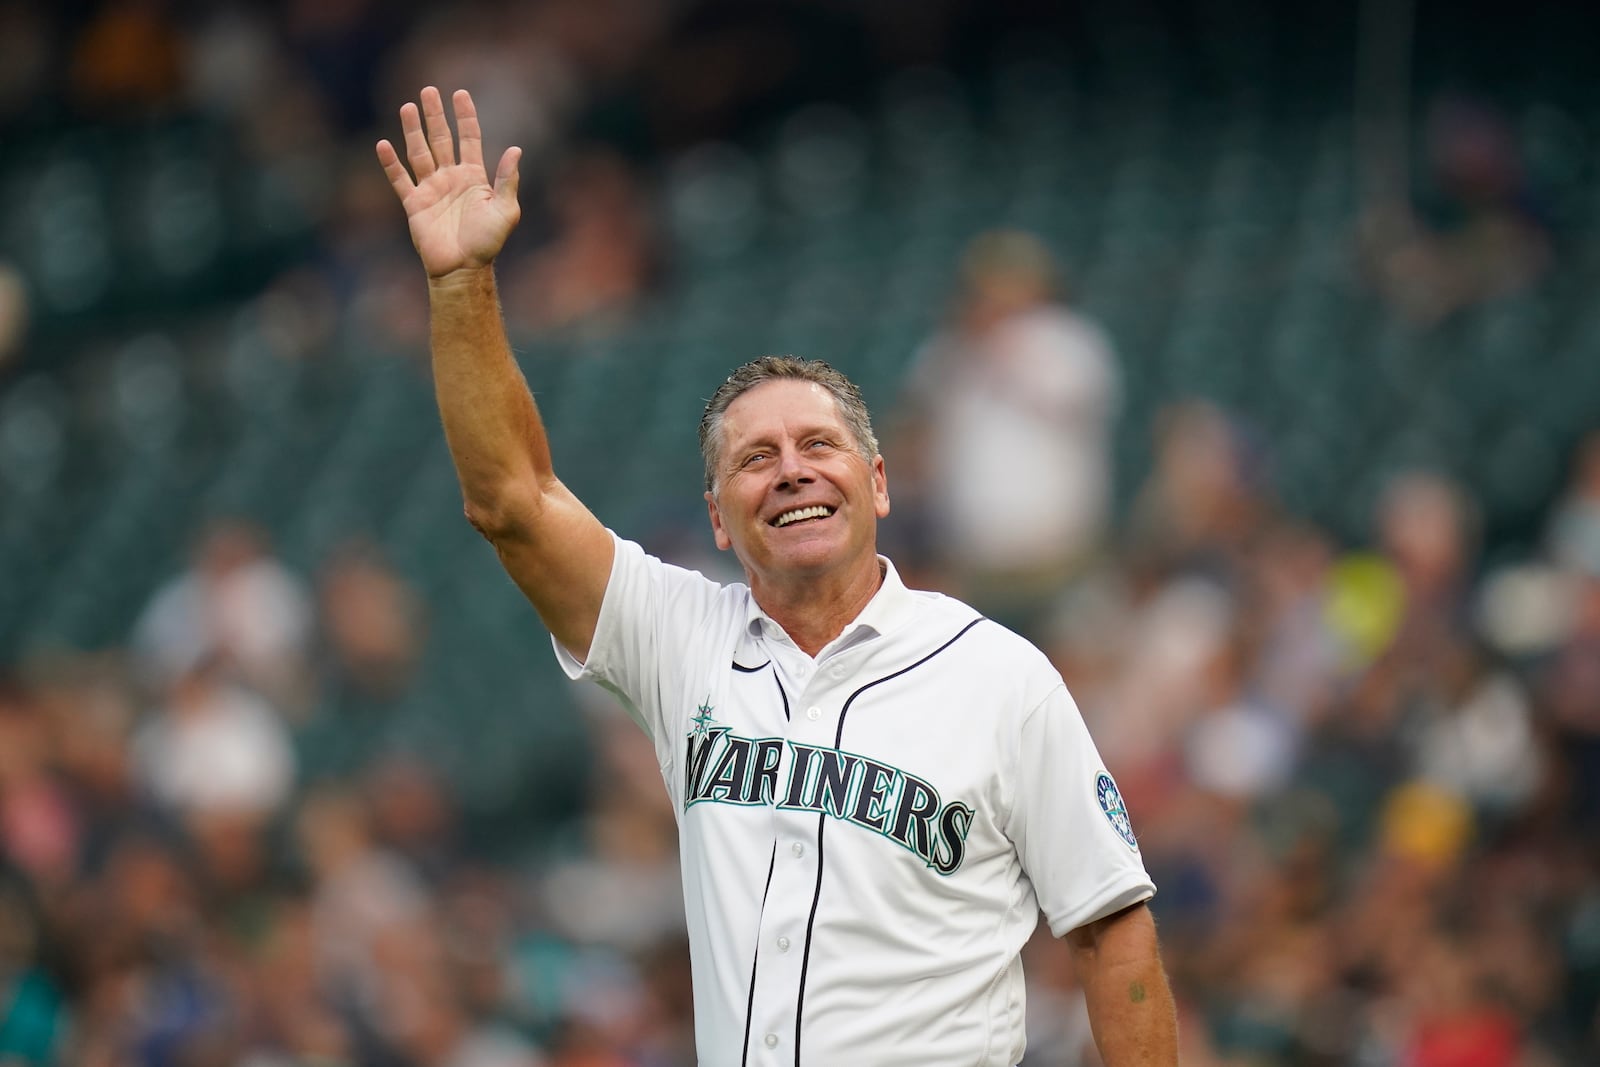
[1,0,1598,1063]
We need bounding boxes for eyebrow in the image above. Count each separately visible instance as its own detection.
[730,430,849,478]
[730,423,844,452]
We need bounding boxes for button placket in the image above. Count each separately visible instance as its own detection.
[746,635,851,1060]
[751,810,819,1047]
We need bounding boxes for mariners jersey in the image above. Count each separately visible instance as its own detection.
[555,534,1155,1066]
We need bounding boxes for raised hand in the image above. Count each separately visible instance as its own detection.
[376,87,522,279]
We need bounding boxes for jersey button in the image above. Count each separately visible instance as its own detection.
[764,1033,778,1048]
[777,936,790,952]
[829,663,847,679]
[806,706,821,720]
[791,841,805,858]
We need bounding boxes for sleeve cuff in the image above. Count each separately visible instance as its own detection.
[1045,877,1156,938]
[551,633,589,681]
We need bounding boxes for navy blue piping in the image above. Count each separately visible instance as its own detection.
[740,844,778,1065]
[792,618,987,1064]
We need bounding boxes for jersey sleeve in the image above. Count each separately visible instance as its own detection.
[551,533,726,743]
[1006,685,1156,937]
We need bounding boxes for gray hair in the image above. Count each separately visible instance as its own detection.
[698,355,879,492]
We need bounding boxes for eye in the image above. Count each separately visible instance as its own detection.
[742,451,769,468]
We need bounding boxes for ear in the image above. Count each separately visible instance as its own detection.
[706,490,734,551]
[872,454,891,519]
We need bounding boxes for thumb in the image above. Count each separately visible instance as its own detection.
[493,146,522,209]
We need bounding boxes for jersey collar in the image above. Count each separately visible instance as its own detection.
[745,555,919,651]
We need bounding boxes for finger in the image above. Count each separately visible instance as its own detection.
[493,146,522,209]
[400,101,434,179]
[454,89,485,170]
[375,139,416,200]
[420,85,456,169]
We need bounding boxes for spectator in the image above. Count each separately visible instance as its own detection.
[316,539,425,713]
[293,784,431,1052]
[0,681,79,890]
[362,755,458,887]
[540,715,683,955]
[1548,429,1600,577]
[1409,642,1541,818]
[132,518,315,714]
[67,0,186,116]
[1363,94,1551,324]
[502,148,661,337]
[1125,399,1268,588]
[893,229,1119,638]
[0,869,67,1066]
[130,657,296,824]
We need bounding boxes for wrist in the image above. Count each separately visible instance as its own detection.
[427,264,497,292]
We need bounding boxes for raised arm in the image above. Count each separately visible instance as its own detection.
[1065,903,1179,1066]
[377,87,612,660]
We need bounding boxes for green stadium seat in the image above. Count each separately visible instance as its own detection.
[664,143,765,262]
[771,104,871,220]
[0,375,68,499]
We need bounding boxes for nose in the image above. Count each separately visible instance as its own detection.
[774,443,816,490]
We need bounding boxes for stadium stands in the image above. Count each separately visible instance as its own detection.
[2,51,1596,802]
[5,2,1600,1062]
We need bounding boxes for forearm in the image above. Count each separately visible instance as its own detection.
[1069,905,1178,1066]
[1080,947,1177,1064]
[427,266,553,528]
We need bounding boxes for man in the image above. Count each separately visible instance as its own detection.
[894,229,1119,641]
[377,86,1176,1066]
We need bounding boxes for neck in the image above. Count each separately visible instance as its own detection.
[750,555,885,657]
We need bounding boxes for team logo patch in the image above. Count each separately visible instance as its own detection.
[1096,772,1138,850]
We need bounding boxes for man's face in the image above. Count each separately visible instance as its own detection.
[705,379,890,586]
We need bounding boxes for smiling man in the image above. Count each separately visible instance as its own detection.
[378,87,1177,1067]
[702,371,891,655]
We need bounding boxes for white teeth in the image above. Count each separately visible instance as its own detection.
[774,505,831,527]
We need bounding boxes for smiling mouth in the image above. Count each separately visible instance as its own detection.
[771,505,835,527]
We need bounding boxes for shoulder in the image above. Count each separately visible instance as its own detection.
[905,588,1059,677]
[606,533,753,631]
[612,533,738,593]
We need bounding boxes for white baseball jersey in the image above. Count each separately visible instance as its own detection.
[554,534,1155,1066]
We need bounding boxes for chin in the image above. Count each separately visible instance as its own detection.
[776,538,859,576]
[747,534,823,568]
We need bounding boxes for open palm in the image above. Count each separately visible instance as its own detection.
[376,87,522,279]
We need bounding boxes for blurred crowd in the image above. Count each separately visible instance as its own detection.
[5,292,1600,1064]
[2,2,1598,1067]
[1011,422,1600,1066]
[0,515,698,1066]
[0,0,1052,372]
[895,235,1600,1065]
